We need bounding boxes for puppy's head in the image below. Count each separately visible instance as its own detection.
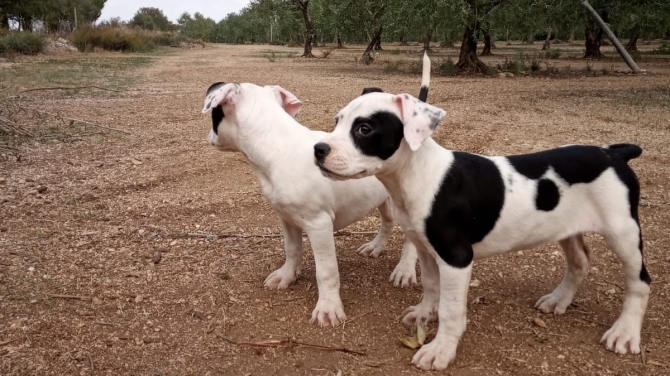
[314,92,446,179]
[202,82,302,151]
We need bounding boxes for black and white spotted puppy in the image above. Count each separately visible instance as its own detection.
[313,73,650,370]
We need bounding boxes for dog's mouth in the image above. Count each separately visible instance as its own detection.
[316,163,366,180]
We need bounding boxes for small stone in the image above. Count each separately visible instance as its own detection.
[505,72,515,78]
[153,251,162,264]
[27,189,39,196]
[557,354,565,359]
[469,279,481,288]
[498,72,506,78]
[169,240,178,246]
[134,295,143,303]
[0,177,6,185]
[540,361,549,369]
[36,186,48,194]
[606,288,616,295]
[131,159,142,166]
[92,297,103,305]
[0,227,7,232]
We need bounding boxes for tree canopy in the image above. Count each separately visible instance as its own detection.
[1,0,107,31]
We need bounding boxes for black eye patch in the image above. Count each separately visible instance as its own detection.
[349,111,404,160]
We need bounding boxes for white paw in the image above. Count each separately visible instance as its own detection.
[535,291,572,315]
[401,303,437,326]
[389,262,417,288]
[263,266,299,289]
[411,337,458,371]
[310,298,346,327]
[356,239,386,258]
[601,318,642,355]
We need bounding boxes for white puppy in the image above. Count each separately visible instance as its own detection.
[201,82,418,326]
[315,60,650,369]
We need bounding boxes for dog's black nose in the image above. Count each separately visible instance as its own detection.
[314,143,331,161]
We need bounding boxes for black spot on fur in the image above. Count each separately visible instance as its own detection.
[350,111,404,160]
[535,179,560,211]
[425,153,505,268]
[361,87,384,96]
[206,82,226,135]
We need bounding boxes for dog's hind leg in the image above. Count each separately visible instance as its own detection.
[264,219,304,289]
[536,234,591,315]
[357,197,394,258]
[600,220,650,355]
[389,238,418,287]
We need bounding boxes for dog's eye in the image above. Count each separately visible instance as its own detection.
[357,124,372,136]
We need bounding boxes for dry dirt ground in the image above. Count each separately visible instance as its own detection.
[1,42,670,376]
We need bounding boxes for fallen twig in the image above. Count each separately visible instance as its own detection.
[94,321,115,326]
[46,294,92,301]
[14,104,131,135]
[217,335,366,356]
[346,311,371,323]
[0,338,19,346]
[88,356,95,372]
[157,230,379,240]
[19,85,121,94]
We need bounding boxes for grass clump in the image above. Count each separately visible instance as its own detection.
[0,32,44,55]
[71,26,186,53]
[543,48,562,59]
[438,58,456,76]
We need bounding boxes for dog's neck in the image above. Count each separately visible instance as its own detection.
[235,100,310,176]
[376,138,453,210]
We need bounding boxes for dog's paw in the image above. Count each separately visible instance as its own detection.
[263,266,299,289]
[534,291,572,315]
[601,318,642,355]
[357,239,386,258]
[401,303,437,326]
[310,298,346,327]
[389,262,417,288]
[411,337,458,371]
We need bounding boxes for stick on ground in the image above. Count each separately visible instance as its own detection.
[217,335,366,356]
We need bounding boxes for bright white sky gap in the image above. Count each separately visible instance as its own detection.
[99,0,251,23]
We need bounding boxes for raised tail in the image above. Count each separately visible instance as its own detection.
[606,143,642,162]
[418,52,431,102]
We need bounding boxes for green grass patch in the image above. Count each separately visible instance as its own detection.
[0,32,44,55]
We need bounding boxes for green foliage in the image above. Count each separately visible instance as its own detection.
[130,7,174,31]
[649,41,670,55]
[71,26,185,53]
[544,48,562,59]
[178,12,217,41]
[321,49,333,58]
[498,53,529,74]
[438,58,456,76]
[0,31,44,55]
[2,0,107,31]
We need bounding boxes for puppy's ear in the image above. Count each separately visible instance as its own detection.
[393,93,446,151]
[272,86,303,118]
[361,87,384,96]
[202,83,241,114]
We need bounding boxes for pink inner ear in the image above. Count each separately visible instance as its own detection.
[279,90,302,117]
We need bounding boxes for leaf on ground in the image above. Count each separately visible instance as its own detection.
[399,335,420,350]
[417,322,427,345]
[533,317,547,328]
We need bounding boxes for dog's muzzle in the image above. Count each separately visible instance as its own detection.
[314,142,331,163]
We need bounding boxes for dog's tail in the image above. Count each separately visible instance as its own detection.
[606,143,643,162]
[418,52,430,102]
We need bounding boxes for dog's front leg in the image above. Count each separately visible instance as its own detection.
[402,248,439,325]
[305,214,345,327]
[412,251,472,371]
[264,219,304,289]
[390,238,418,288]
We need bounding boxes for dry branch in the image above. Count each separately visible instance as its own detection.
[46,293,92,301]
[19,85,121,94]
[217,335,366,356]
[15,104,131,134]
[156,230,378,240]
[0,338,19,346]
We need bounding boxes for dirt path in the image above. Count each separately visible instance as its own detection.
[1,44,669,376]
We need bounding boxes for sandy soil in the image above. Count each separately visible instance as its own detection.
[1,42,670,376]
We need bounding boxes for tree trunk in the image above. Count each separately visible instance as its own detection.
[456,21,488,72]
[568,26,576,43]
[362,26,383,61]
[481,29,493,56]
[665,30,670,40]
[581,0,642,73]
[584,18,603,59]
[423,28,434,52]
[526,30,534,44]
[490,30,497,48]
[0,13,8,30]
[374,35,382,50]
[337,36,343,48]
[542,25,552,50]
[625,25,639,52]
[296,1,315,57]
[400,34,408,46]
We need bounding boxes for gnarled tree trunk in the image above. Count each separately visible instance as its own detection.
[336,36,343,48]
[568,26,576,43]
[423,27,434,52]
[542,25,552,50]
[374,35,382,50]
[526,30,534,44]
[457,21,488,72]
[481,29,493,56]
[362,26,383,61]
[399,34,408,45]
[293,0,315,57]
[584,12,605,59]
[625,25,640,52]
